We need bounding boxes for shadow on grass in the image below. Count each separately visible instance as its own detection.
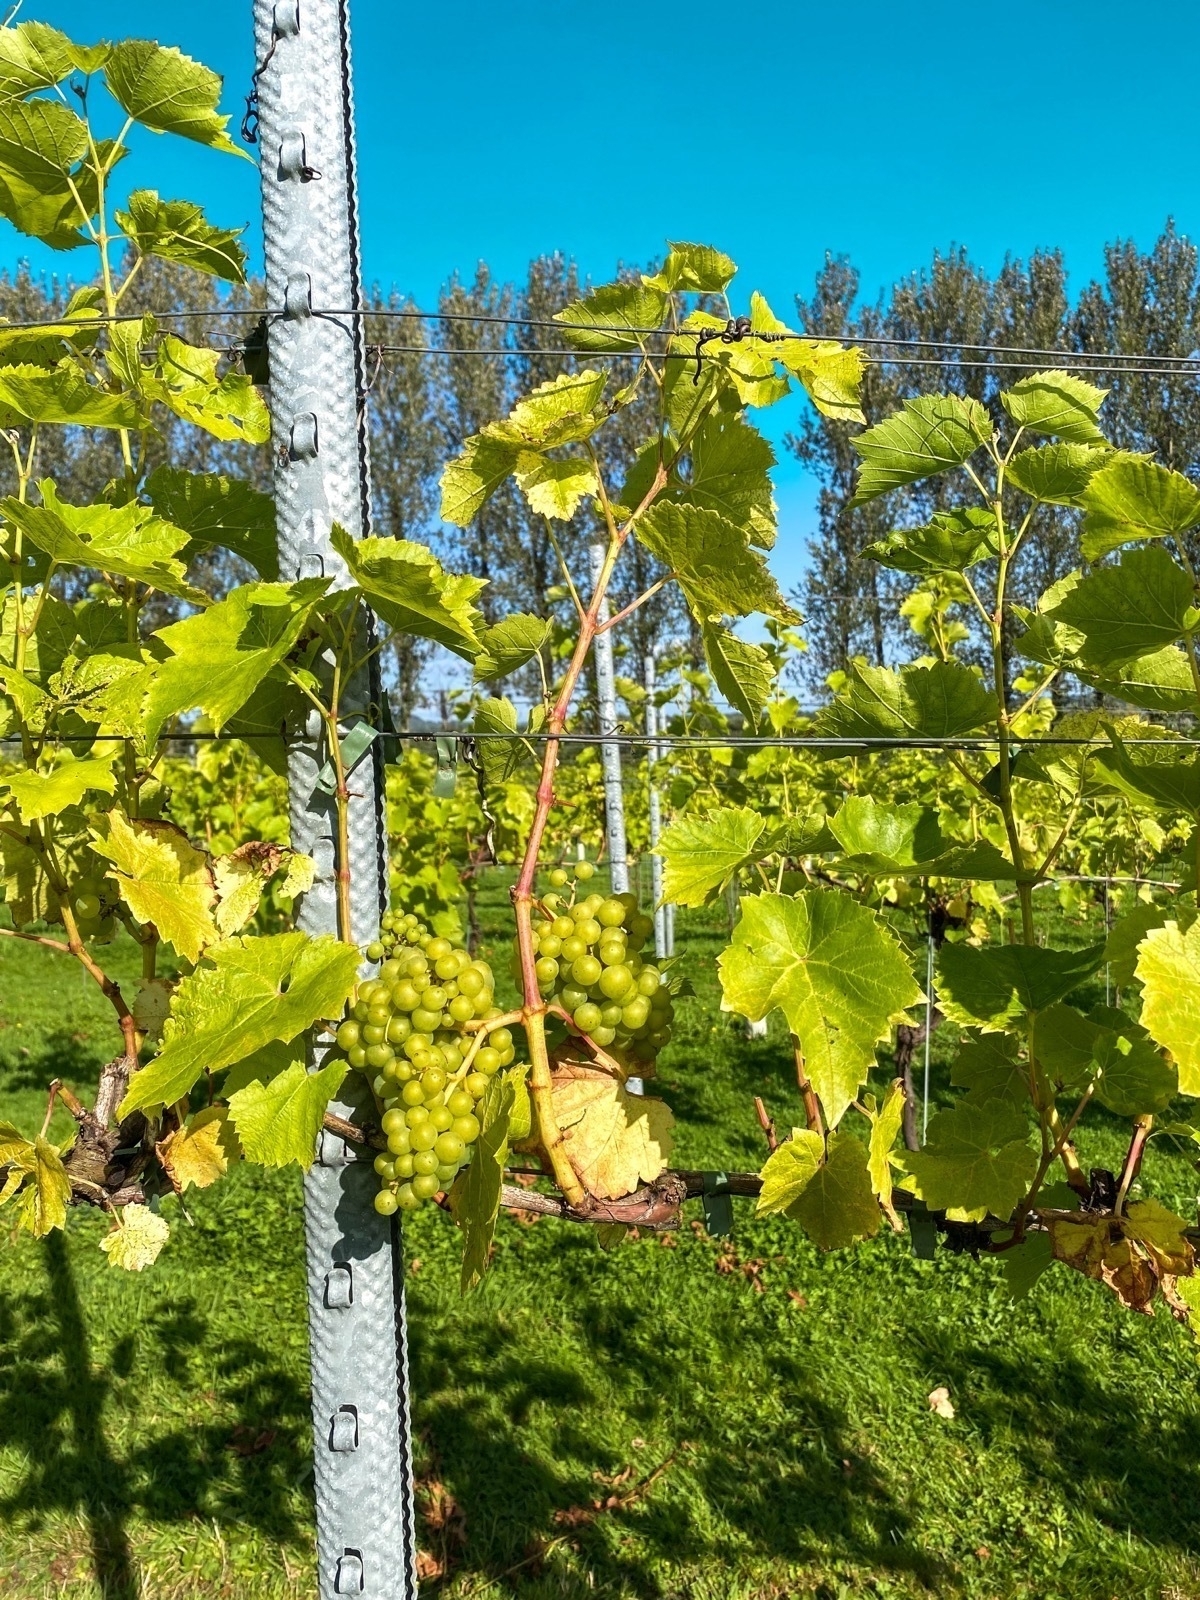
[0,1232,312,1598]
[0,1024,116,1095]
[406,1289,943,1598]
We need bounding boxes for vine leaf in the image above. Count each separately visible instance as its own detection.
[145,465,278,580]
[90,810,217,963]
[0,22,109,95]
[951,1031,1028,1107]
[99,1205,171,1270]
[867,1081,906,1221]
[755,1128,824,1216]
[815,660,993,741]
[936,941,1105,1032]
[1079,456,1200,560]
[999,370,1108,444]
[1136,919,1200,1095]
[104,39,248,157]
[474,613,552,683]
[904,1100,1037,1221]
[644,242,737,294]
[0,1133,70,1235]
[453,1071,515,1294]
[1048,547,1198,668]
[637,502,796,623]
[147,335,270,443]
[1049,1201,1193,1312]
[513,453,598,520]
[1031,1003,1175,1115]
[554,282,668,352]
[483,369,607,450]
[666,411,776,548]
[0,98,92,249]
[825,795,1016,879]
[331,524,485,660]
[790,1134,880,1250]
[1090,732,1200,814]
[3,481,201,599]
[116,190,247,283]
[212,843,314,937]
[226,1057,348,1169]
[439,434,519,527]
[2,755,116,822]
[865,507,997,575]
[158,1106,239,1191]
[657,805,767,908]
[0,363,140,429]
[699,623,775,730]
[1122,1197,1194,1277]
[718,890,920,1127]
[1104,902,1171,987]
[1005,443,1110,504]
[550,1061,673,1200]
[121,932,359,1115]
[143,577,329,740]
[851,395,992,504]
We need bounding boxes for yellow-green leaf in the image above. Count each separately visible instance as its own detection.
[90,810,216,962]
[99,1204,170,1270]
[755,1128,823,1216]
[227,1057,347,1169]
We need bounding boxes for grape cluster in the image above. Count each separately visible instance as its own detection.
[526,861,675,1068]
[335,911,515,1216]
[69,877,119,943]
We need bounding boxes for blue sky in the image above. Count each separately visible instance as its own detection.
[15,0,1200,595]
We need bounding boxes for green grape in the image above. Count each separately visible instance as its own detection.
[422,985,447,1011]
[387,1129,411,1156]
[367,940,386,961]
[435,953,461,981]
[630,913,654,941]
[597,898,625,928]
[649,1027,672,1048]
[448,995,475,1024]
[374,1189,399,1216]
[370,1074,390,1097]
[386,1015,412,1044]
[598,940,627,967]
[446,1089,474,1118]
[411,1123,438,1152]
[552,915,575,939]
[392,981,421,1011]
[400,1080,425,1107]
[352,1000,371,1023]
[572,955,602,987]
[362,1023,387,1046]
[394,1153,415,1178]
[561,934,587,963]
[405,1105,430,1128]
[365,1044,394,1070]
[569,902,590,924]
[599,1002,623,1028]
[359,979,383,1005]
[497,1045,516,1067]
[382,1059,404,1084]
[337,1020,361,1051]
[549,867,569,887]
[373,1154,396,1179]
[348,1046,369,1070]
[412,1007,444,1033]
[560,984,588,1013]
[458,968,484,998]
[475,1045,502,1074]
[638,967,661,996]
[396,1183,421,1211]
[420,1065,447,1094]
[577,917,602,946]
[574,1002,602,1034]
[413,1150,439,1176]
[429,1105,453,1133]
[538,935,563,959]
[490,1028,513,1052]
[583,893,605,916]
[379,959,402,983]
[464,1071,488,1099]
[426,937,452,961]
[535,956,559,986]
[452,1113,481,1144]
[436,1163,460,1184]
[622,996,651,1030]
[412,1173,440,1200]
[592,1025,616,1046]
[381,1109,407,1136]
[599,965,633,1000]
[575,860,595,881]
[435,1132,466,1164]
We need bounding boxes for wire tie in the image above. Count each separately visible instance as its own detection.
[314,719,378,795]
[700,1171,734,1237]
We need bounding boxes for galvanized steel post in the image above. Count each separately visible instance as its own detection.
[590,537,629,894]
[252,1,418,1594]
[643,651,673,960]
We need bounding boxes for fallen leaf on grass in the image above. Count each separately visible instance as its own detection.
[226,1425,276,1456]
[927,1385,955,1419]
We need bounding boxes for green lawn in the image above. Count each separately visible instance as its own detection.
[2,879,1200,1600]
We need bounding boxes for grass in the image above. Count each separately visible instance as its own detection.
[2,879,1200,1600]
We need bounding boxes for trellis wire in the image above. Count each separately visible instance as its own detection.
[7,730,1200,749]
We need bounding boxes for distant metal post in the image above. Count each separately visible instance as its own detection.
[644,651,673,959]
[253,1,417,1595]
[590,537,629,893]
